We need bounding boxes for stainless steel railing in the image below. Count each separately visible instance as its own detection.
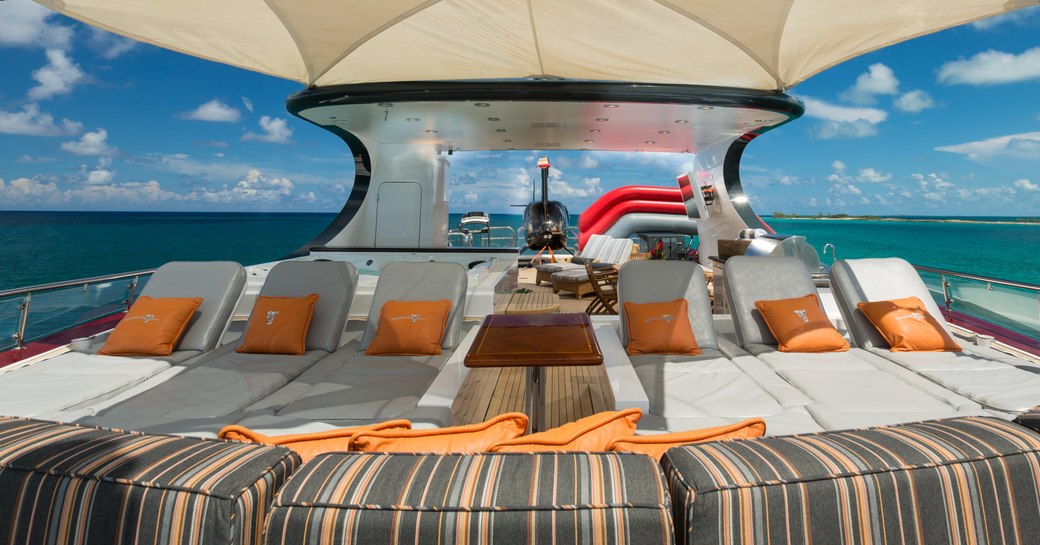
[0,269,153,352]
[448,226,517,247]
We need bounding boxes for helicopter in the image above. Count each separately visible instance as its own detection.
[521,157,570,252]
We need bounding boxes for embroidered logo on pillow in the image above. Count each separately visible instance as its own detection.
[236,294,319,355]
[793,309,809,323]
[365,300,452,356]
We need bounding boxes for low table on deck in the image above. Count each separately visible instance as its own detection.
[505,291,560,314]
[464,314,603,432]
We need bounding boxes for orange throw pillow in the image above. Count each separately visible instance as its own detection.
[365,300,452,356]
[607,418,766,461]
[97,296,203,356]
[348,413,528,453]
[754,293,849,353]
[218,420,411,462]
[624,299,701,356]
[857,296,962,352]
[237,294,319,355]
[489,408,642,452]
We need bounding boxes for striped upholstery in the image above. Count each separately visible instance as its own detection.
[265,452,674,545]
[0,416,299,545]
[663,416,1040,545]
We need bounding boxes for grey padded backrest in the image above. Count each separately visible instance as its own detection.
[617,261,718,350]
[829,257,951,349]
[243,260,358,353]
[360,262,468,351]
[140,261,245,352]
[724,256,821,347]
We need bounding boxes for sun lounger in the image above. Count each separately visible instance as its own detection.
[830,257,1040,415]
[75,260,358,434]
[0,261,245,417]
[725,256,987,430]
[234,261,469,434]
[614,260,821,435]
[541,235,635,296]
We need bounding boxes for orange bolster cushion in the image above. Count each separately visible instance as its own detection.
[365,299,452,356]
[857,296,962,352]
[607,418,766,461]
[489,408,643,452]
[754,293,849,353]
[237,294,319,355]
[218,420,411,462]
[624,299,701,356]
[348,413,529,453]
[98,296,203,356]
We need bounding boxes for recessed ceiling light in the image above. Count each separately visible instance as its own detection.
[377,102,393,107]
[406,117,420,122]
[754,119,766,122]
[603,104,619,108]
[596,117,609,122]
[589,129,601,133]
[645,140,655,144]
[658,130,670,134]
[488,117,500,121]
[697,106,714,110]
[329,116,337,119]
[474,102,491,107]
[496,128,508,132]
[584,139,595,143]
[675,119,688,124]
[509,147,516,150]
[503,139,514,142]
[425,129,438,134]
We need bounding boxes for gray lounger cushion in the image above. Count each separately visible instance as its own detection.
[143,260,246,352]
[265,452,673,545]
[830,257,1040,412]
[359,261,468,351]
[0,416,298,545]
[664,417,1040,544]
[0,261,245,417]
[724,256,821,347]
[630,352,783,417]
[618,260,717,350]
[829,257,951,349]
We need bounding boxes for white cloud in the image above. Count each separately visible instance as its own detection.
[0,177,59,201]
[241,97,254,113]
[579,154,599,169]
[841,63,899,105]
[66,180,185,204]
[0,103,82,136]
[62,128,114,156]
[28,49,85,100]
[87,28,137,59]
[85,157,115,184]
[894,90,936,113]
[935,131,1040,160]
[856,168,892,183]
[0,0,72,50]
[183,99,242,122]
[799,96,887,139]
[242,116,293,143]
[463,191,479,203]
[971,7,1040,30]
[1015,179,1039,191]
[938,47,1040,85]
[190,169,296,203]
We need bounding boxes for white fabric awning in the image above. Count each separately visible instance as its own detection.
[35,0,1037,90]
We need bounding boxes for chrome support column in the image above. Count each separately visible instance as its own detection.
[13,293,31,351]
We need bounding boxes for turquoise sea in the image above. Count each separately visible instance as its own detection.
[0,211,1038,291]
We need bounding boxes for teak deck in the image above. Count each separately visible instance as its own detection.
[451,365,615,429]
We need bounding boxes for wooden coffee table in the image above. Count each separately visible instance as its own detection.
[464,313,603,432]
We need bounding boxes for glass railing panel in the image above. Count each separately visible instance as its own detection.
[0,274,151,352]
[945,276,1040,340]
[0,297,24,352]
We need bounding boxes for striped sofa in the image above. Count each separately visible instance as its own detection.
[264,451,675,545]
[662,416,1040,545]
[0,416,299,545]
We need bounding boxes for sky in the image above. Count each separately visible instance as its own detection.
[1,1,1039,217]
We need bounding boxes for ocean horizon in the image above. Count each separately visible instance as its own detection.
[1,210,1037,291]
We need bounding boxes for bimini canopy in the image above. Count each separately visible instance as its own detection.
[34,0,1037,91]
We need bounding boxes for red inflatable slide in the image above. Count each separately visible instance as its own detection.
[578,186,686,249]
